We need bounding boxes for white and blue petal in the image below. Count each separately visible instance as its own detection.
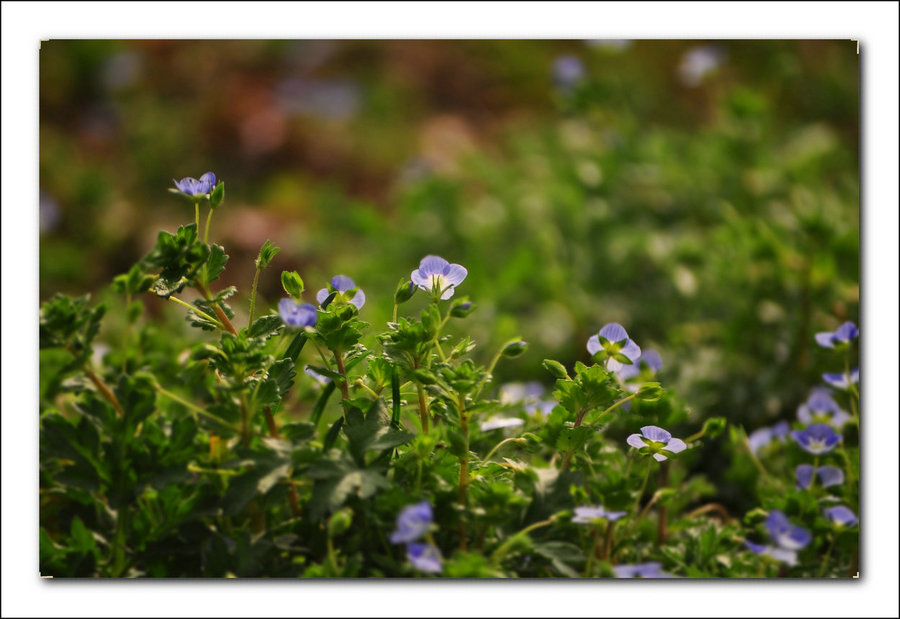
[626,433,647,449]
[664,437,686,454]
[586,334,602,356]
[406,543,442,573]
[418,255,449,276]
[443,263,468,286]
[817,465,844,488]
[598,322,628,344]
[795,464,815,489]
[824,505,857,528]
[641,426,672,443]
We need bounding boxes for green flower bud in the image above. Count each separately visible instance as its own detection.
[501,339,528,358]
[328,507,354,537]
[636,382,663,401]
[394,279,416,304]
[281,271,304,299]
[542,359,569,380]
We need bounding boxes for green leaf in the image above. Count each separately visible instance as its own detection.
[255,239,280,270]
[69,516,96,554]
[205,244,229,282]
[343,399,413,466]
[323,416,344,451]
[209,181,225,209]
[248,314,284,339]
[532,541,584,578]
[306,456,388,520]
[310,382,337,426]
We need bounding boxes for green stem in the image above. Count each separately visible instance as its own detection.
[392,303,398,323]
[483,437,527,463]
[155,384,238,430]
[333,351,351,403]
[168,295,223,329]
[630,460,654,529]
[203,205,214,244]
[744,434,773,481]
[458,395,469,551]
[248,267,262,327]
[194,201,200,231]
[354,379,379,399]
[818,534,836,577]
[490,516,557,564]
[656,461,669,547]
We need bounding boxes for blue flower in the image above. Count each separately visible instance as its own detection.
[499,381,554,416]
[795,464,844,490]
[479,417,525,432]
[765,510,812,551]
[389,501,433,544]
[304,365,331,385]
[791,423,842,455]
[815,321,859,348]
[316,275,365,310]
[552,55,586,91]
[747,421,789,454]
[616,349,662,382]
[410,255,467,300]
[172,171,216,196]
[406,542,442,574]
[823,505,858,528]
[797,388,851,428]
[744,541,801,566]
[586,323,642,372]
[278,298,317,328]
[626,425,687,462]
[572,506,627,524]
[823,367,859,390]
[613,562,671,578]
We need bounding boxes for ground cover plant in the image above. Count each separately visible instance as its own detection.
[39,171,858,578]
[38,40,859,578]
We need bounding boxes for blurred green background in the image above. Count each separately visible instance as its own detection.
[39,39,858,443]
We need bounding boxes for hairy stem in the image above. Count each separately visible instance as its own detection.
[248,267,261,327]
[85,366,125,418]
[333,351,351,402]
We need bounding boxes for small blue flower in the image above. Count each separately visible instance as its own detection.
[172,171,217,196]
[765,510,812,551]
[823,505,858,528]
[552,55,586,91]
[823,367,859,390]
[815,321,859,348]
[791,423,842,455]
[612,562,671,578]
[572,506,627,524]
[316,275,365,310]
[389,501,433,544]
[406,542,442,574]
[795,464,844,490]
[617,349,663,382]
[304,365,331,385]
[797,388,851,428]
[278,298,317,328]
[626,425,687,462]
[587,323,642,372]
[747,421,789,454]
[817,465,845,488]
[479,417,525,432]
[411,255,468,300]
[744,540,800,566]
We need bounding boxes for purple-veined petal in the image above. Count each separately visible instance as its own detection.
[418,255,449,276]
[410,268,432,288]
[316,288,329,305]
[817,465,844,488]
[439,284,456,300]
[620,339,642,363]
[606,357,625,373]
[586,334,602,356]
[652,452,668,462]
[626,433,646,449]
[598,322,628,344]
[350,289,366,310]
[279,298,317,327]
[664,437,686,454]
[795,464,814,490]
[641,425,672,443]
[443,263,468,286]
[199,171,216,186]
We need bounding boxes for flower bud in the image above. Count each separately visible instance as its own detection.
[501,339,528,358]
[394,279,416,304]
[636,382,663,401]
[542,359,569,380]
[281,270,304,299]
[450,297,475,318]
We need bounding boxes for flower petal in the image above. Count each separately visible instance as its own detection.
[626,433,646,449]
[817,465,844,488]
[439,285,456,300]
[824,505,857,527]
[316,288,329,305]
[443,263,468,286]
[833,321,858,343]
[418,255,449,276]
[620,339,642,363]
[330,274,355,291]
[652,452,668,462]
[795,464,814,489]
[664,437,686,454]
[350,289,366,310]
[814,332,835,348]
[641,425,671,443]
[586,334,601,356]
[406,543,442,573]
[199,171,216,186]
[598,323,628,344]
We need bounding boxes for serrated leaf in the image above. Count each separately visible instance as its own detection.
[248,314,283,339]
[205,244,229,282]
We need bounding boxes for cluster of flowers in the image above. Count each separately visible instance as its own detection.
[745,321,859,565]
[389,502,443,574]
